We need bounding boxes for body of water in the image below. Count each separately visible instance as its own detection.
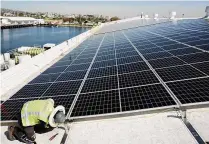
[1,26,89,53]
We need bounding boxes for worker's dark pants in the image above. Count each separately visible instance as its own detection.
[13,113,53,143]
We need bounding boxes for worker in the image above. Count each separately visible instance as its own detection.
[7,99,66,143]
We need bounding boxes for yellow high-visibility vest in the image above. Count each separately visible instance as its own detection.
[21,99,54,127]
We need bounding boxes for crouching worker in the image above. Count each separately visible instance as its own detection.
[7,99,66,143]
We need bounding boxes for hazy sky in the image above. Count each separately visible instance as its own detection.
[1,1,208,18]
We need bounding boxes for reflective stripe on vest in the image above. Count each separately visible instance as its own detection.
[25,103,30,126]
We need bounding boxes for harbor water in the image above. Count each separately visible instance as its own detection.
[1,26,89,53]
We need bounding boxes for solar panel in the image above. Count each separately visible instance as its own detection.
[156,65,206,82]
[97,50,115,56]
[95,54,115,61]
[2,19,209,122]
[143,51,172,60]
[71,58,93,65]
[118,62,149,74]
[197,44,209,51]
[178,52,209,63]
[119,70,159,88]
[65,63,91,72]
[71,90,120,117]
[149,57,186,68]
[10,83,51,99]
[92,59,116,68]
[167,78,209,104]
[56,70,87,81]
[116,50,138,58]
[81,76,118,93]
[42,80,82,97]
[120,84,176,111]
[29,73,60,84]
[88,66,117,78]
[168,47,201,56]
[139,47,164,54]
[192,61,209,75]
[42,66,68,74]
[51,60,72,68]
[117,55,143,65]
[77,53,96,59]
[158,43,186,50]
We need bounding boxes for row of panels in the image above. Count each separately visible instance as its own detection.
[1,76,209,120]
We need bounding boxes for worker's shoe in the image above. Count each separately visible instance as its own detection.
[7,126,16,141]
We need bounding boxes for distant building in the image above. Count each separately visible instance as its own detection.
[0,16,44,25]
[35,19,45,24]
[3,13,15,17]
[85,22,95,26]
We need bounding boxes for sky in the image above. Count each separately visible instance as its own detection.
[1,1,208,18]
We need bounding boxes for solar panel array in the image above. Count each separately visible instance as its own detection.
[96,19,169,34]
[1,19,209,121]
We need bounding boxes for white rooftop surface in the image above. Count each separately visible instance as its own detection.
[1,108,209,144]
